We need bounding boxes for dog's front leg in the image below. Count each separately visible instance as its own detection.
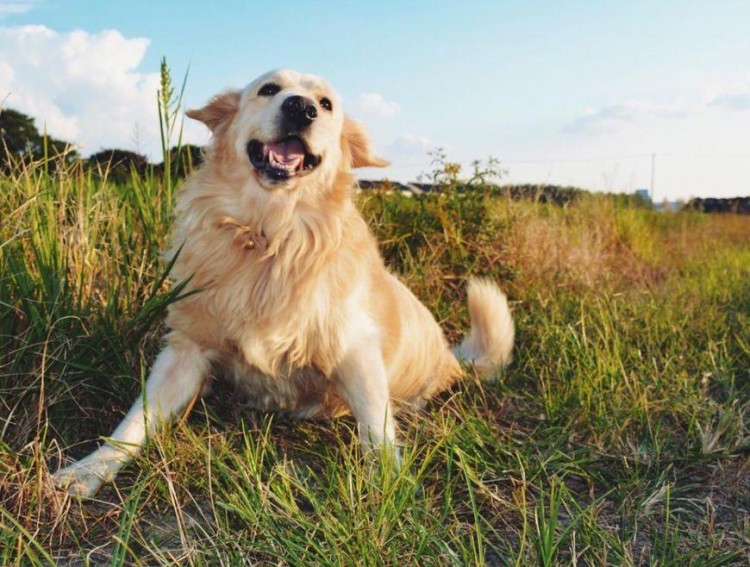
[52,340,211,497]
[336,341,399,461]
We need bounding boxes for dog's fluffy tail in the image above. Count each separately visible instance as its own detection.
[453,278,514,381]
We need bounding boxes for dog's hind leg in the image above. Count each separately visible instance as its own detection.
[52,339,211,497]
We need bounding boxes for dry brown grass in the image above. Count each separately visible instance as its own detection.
[2,176,749,564]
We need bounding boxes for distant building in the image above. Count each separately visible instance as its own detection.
[356,179,428,196]
[654,200,682,212]
[635,188,684,212]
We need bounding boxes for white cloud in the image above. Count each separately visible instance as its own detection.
[565,99,686,134]
[0,25,204,158]
[387,133,439,157]
[546,88,750,200]
[354,92,400,118]
[0,1,35,18]
[707,83,750,111]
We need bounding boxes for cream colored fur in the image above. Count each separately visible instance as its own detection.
[53,69,514,497]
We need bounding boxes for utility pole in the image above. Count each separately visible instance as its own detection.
[650,153,656,202]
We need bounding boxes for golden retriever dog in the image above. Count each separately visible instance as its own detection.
[53,69,514,497]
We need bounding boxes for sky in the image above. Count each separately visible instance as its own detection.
[1,0,749,200]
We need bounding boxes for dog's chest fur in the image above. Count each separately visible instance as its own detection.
[163,175,374,414]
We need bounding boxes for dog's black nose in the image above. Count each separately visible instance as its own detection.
[281,95,317,128]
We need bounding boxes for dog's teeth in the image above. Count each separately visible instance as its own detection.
[268,151,295,172]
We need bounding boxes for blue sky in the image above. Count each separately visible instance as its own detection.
[2,0,749,199]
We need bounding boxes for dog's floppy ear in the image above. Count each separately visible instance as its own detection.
[341,116,389,169]
[186,90,241,134]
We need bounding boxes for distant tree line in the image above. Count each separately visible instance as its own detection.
[491,184,646,208]
[361,150,651,208]
[0,108,79,167]
[358,180,648,208]
[86,145,204,183]
[682,197,750,215]
[0,107,203,181]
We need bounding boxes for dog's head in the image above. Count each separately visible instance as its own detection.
[187,69,388,192]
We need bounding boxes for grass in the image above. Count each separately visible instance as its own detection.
[1,148,749,565]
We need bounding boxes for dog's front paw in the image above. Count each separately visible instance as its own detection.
[52,458,110,498]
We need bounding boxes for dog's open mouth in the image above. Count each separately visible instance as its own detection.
[247,136,321,181]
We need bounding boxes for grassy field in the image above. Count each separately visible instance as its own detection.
[1,152,749,565]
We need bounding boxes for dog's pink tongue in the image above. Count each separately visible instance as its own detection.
[267,139,305,169]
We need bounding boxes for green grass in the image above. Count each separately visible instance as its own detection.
[1,152,749,565]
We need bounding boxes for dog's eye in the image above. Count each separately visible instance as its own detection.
[258,83,281,97]
[320,97,333,111]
